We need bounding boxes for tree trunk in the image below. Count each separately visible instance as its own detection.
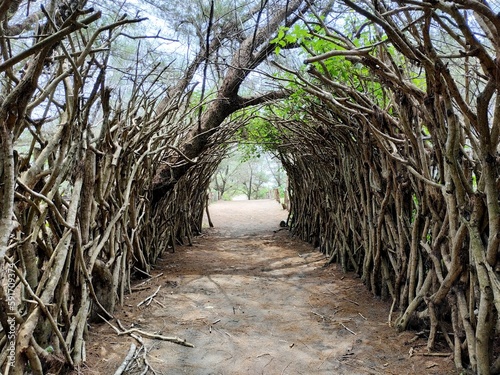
[152,0,306,202]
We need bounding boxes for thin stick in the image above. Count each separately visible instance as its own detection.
[311,311,325,320]
[256,353,271,358]
[113,343,137,375]
[281,362,292,374]
[340,323,357,335]
[153,299,166,308]
[137,286,161,307]
[134,266,152,278]
[101,315,145,346]
[344,298,359,306]
[100,315,121,334]
[134,273,164,288]
[415,352,453,357]
[388,297,396,327]
[358,313,367,320]
[117,328,195,348]
[325,287,359,306]
[317,348,335,369]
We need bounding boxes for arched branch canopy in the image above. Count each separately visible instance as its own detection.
[0,0,499,373]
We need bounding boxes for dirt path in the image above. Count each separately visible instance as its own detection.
[84,200,455,375]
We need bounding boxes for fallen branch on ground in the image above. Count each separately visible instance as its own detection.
[114,343,137,375]
[101,315,194,348]
[138,285,162,307]
[117,327,195,347]
[134,273,164,289]
[340,322,357,335]
[415,352,453,357]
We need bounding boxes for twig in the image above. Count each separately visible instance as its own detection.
[113,343,137,375]
[256,353,271,358]
[281,362,292,374]
[143,354,160,375]
[134,266,152,278]
[264,356,274,368]
[325,287,359,305]
[100,315,144,345]
[116,320,145,345]
[317,348,335,369]
[407,334,422,344]
[100,315,121,334]
[311,310,325,320]
[131,285,152,292]
[344,298,359,306]
[166,144,198,164]
[137,285,161,307]
[134,273,164,288]
[117,328,195,348]
[388,297,396,327]
[102,315,192,348]
[358,313,367,320]
[415,352,453,357]
[0,12,102,72]
[340,323,357,335]
[119,32,178,42]
[153,299,166,308]
[135,344,160,375]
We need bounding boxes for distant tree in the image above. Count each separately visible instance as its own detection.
[210,147,279,200]
[234,158,270,200]
[264,153,286,190]
[211,157,239,199]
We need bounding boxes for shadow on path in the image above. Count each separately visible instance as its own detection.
[85,200,455,375]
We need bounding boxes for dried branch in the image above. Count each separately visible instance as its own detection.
[0,11,102,72]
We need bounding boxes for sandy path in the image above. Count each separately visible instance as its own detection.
[85,200,455,375]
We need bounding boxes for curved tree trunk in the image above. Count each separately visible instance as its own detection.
[151,0,307,202]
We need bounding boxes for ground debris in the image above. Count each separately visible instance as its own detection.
[85,200,456,374]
